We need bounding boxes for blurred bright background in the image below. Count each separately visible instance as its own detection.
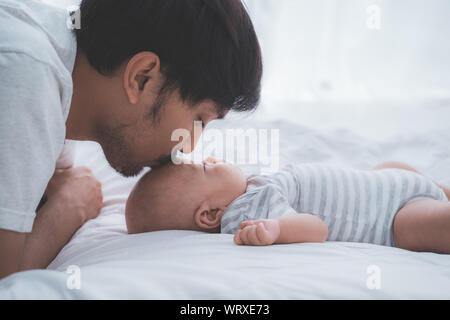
[243,0,450,141]
[46,0,450,141]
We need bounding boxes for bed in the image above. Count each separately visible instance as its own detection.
[1,116,450,299]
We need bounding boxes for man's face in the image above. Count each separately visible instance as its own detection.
[96,89,224,177]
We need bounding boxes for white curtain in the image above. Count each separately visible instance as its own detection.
[244,0,450,104]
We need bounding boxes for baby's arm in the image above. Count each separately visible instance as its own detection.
[234,214,328,246]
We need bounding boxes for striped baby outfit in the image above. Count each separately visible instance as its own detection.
[220,163,448,247]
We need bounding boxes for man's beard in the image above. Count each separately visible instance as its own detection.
[98,128,174,177]
[95,93,172,177]
[96,124,144,178]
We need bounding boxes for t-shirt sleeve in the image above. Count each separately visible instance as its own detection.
[266,186,298,219]
[249,184,297,221]
[220,202,249,235]
[0,52,66,232]
[221,184,297,234]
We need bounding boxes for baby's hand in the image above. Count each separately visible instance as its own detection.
[234,219,280,246]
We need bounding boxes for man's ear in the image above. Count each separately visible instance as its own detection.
[123,52,160,104]
[194,201,227,230]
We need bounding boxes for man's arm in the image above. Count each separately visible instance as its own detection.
[0,53,70,278]
[234,214,328,246]
[0,167,103,279]
[19,191,83,271]
[0,195,84,278]
[20,167,103,272]
[0,195,78,278]
[0,230,26,279]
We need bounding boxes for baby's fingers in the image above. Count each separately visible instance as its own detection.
[240,220,258,229]
[235,221,279,246]
[255,223,269,245]
[233,228,249,245]
[234,230,243,245]
[246,225,264,246]
[238,227,250,245]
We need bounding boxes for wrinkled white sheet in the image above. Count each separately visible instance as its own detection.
[1,117,450,299]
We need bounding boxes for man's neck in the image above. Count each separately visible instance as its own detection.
[66,48,99,141]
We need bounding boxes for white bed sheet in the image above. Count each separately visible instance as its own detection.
[1,117,450,299]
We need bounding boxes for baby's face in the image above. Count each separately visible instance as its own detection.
[126,157,247,234]
[178,157,247,207]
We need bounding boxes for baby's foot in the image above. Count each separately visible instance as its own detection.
[234,219,281,246]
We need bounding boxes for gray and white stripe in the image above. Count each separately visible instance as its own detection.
[221,164,448,247]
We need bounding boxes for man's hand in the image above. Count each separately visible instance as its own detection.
[44,166,103,223]
[19,167,103,272]
[1,167,103,278]
[234,219,281,246]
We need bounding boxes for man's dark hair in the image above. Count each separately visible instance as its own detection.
[75,0,263,113]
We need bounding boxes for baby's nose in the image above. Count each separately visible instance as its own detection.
[180,158,195,165]
[203,157,227,164]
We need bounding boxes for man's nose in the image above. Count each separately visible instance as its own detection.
[179,128,203,154]
[188,127,204,153]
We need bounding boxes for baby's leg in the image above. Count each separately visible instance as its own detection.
[373,161,420,173]
[373,161,450,200]
[393,199,450,254]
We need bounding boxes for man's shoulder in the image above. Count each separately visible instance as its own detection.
[0,0,76,72]
[0,3,46,57]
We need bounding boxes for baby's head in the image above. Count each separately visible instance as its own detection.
[125,158,247,234]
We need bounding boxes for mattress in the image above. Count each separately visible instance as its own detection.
[1,117,450,299]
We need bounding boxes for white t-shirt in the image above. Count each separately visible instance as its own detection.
[0,0,77,232]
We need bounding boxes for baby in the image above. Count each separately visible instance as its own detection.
[125,158,450,253]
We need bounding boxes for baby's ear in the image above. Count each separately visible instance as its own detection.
[194,202,226,230]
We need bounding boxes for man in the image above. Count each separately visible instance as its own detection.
[0,0,262,279]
